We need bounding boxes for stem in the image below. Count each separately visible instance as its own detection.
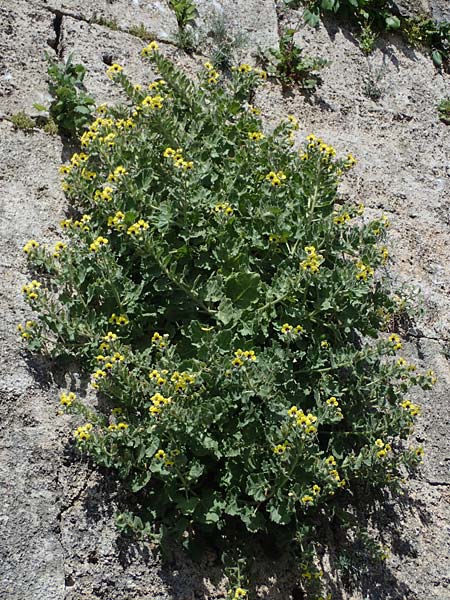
[153,251,217,318]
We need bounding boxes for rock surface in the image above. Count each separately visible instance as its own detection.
[1,1,449,599]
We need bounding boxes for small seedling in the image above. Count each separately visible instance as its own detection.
[90,14,119,30]
[128,23,152,41]
[438,98,450,124]
[10,111,36,132]
[265,29,327,90]
[47,53,96,136]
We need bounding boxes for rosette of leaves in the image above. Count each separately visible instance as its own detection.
[265,29,327,89]
[22,48,434,595]
[47,53,96,136]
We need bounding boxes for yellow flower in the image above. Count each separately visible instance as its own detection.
[238,63,252,73]
[117,422,129,430]
[108,424,118,432]
[248,131,265,141]
[388,333,402,351]
[375,439,384,448]
[288,406,298,417]
[249,105,261,115]
[272,444,287,455]
[59,164,72,175]
[281,323,293,334]
[60,392,75,407]
[326,396,339,407]
[103,331,117,341]
[23,239,40,254]
[207,70,220,84]
[109,313,129,326]
[301,495,314,505]
[154,449,166,460]
[345,153,357,168]
[89,236,109,252]
[325,456,336,466]
[320,340,329,349]
[312,484,321,495]
[234,589,247,599]
[141,41,159,57]
[106,63,123,79]
[287,114,299,129]
[265,171,281,186]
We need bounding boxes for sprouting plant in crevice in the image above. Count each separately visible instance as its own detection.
[90,13,119,31]
[438,98,450,124]
[285,0,449,68]
[207,13,248,70]
[402,16,450,68]
[263,28,327,90]
[46,53,96,137]
[10,111,36,132]
[128,23,153,41]
[169,0,197,30]
[359,22,378,55]
[363,59,387,101]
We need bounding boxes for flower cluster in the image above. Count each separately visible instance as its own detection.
[74,423,93,442]
[300,245,323,273]
[151,331,169,349]
[400,399,421,417]
[231,349,257,368]
[60,391,76,407]
[355,260,374,281]
[374,438,392,458]
[127,219,150,237]
[388,333,402,351]
[280,322,304,336]
[204,62,220,85]
[16,320,35,339]
[141,94,164,110]
[265,170,286,186]
[149,392,172,415]
[109,313,129,326]
[23,239,39,254]
[214,203,234,216]
[22,280,41,301]
[248,131,265,142]
[89,236,109,252]
[288,406,318,435]
[163,147,193,171]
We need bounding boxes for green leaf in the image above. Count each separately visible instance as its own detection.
[385,15,400,30]
[432,50,443,66]
[130,471,151,492]
[224,272,261,308]
[303,8,320,27]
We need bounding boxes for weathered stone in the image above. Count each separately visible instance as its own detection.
[194,0,279,60]
[0,1,55,113]
[41,0,179,42]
